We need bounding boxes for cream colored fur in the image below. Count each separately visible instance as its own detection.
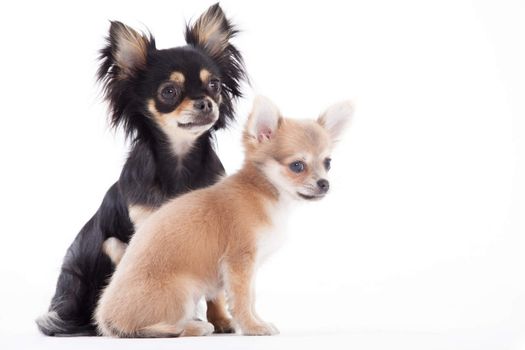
[95,96,352,337]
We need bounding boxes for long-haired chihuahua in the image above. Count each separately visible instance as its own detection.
[95,96,352,337]
[37,3,246,336]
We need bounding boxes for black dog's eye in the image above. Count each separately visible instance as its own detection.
[161,86,177,99]
[207,79,221,94]
[158,83,180,104]
[324,158,332,171]
[289,161,306,173]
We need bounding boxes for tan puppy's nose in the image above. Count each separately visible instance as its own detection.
[317,179,329,193]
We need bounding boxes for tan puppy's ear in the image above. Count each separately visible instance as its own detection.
[246,96,281,143]
[317,101,354,142]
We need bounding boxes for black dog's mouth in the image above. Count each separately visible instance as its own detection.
[177,118,215,129]
[297,192,325,201]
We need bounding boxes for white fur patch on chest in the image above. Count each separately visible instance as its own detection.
[255,198,290,267]
[165,124,198,157]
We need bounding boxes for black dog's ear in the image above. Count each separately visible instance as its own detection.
[98,21,155,137]
[185,3,247,129]
[99,21,154,80]
[185,3,234,59]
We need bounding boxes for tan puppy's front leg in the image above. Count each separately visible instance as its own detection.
[207,291,235,333]
[224,255,279,336]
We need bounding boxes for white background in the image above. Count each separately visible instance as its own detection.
[0,0,524,349]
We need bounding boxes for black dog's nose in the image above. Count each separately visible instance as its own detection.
[317,179,330,193]
[194,98,212,113]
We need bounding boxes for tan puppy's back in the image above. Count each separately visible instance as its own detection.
[128,172,275,271]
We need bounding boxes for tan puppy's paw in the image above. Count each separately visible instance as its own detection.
[210,317,235,334]
[266,323,279,335]
[180,320,215,337]
[241,322,279,336]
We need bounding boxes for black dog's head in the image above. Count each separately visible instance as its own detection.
[98,3,246,152]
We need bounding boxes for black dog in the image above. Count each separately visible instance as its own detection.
[36,3,246,336]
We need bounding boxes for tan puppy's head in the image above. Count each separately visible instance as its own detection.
[243,96,353,201]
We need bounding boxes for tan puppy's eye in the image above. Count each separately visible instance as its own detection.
[289,161,306,173]
[324,157,332,171]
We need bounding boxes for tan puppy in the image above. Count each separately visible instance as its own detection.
[94,96,352,337]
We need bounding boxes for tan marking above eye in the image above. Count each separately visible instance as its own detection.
[200,69,211,83]
[170,71,185,84]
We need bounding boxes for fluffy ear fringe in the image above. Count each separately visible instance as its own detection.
[97,21,156,138]
[98,21,154,81]
[185,3,247,129]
